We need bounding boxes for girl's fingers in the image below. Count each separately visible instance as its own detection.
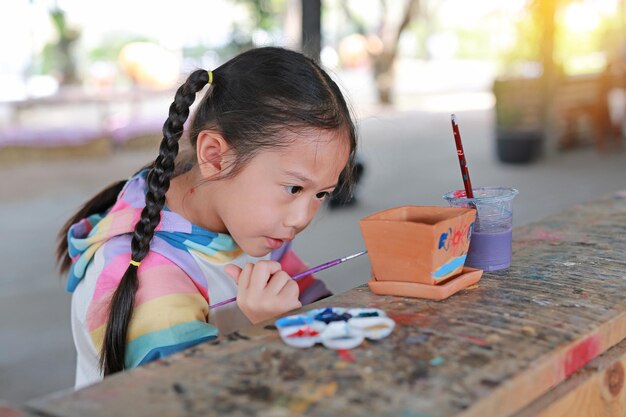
[249,261,282,292]
[265,271,292,295]
[232,261,302,324]
[273,278,301,310]
[239,263,254,290]
[280,279,302,304]
[224,264,242,285]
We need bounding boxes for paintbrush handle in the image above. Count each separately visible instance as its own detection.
[209,250,367,309]
[292,259,342,281]
[292,250,368,281]
[451,115,474,198]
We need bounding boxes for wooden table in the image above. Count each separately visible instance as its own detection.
[21,191,626,417]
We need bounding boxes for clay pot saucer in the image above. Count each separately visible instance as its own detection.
[367,266,482,301]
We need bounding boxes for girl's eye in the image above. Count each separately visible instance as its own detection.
[315,191,331,200]
[286,185,303,195]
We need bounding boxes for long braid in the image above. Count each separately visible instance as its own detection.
[100,70,210,375]
[57,161,156,276]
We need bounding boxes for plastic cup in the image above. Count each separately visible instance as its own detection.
[443,187,519,271]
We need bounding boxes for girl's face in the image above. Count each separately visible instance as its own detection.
[213,130,350,257]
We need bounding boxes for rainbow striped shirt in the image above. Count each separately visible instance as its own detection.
[67,171,330,388]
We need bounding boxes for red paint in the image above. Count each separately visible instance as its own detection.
[564,337,600,377]
[337,349,356,362]
[532,230,563,241]
[438,220,473,252]
[452,229,463,246]
[460,335,489,346]
[390,313,430,326]
[287,327,319,338]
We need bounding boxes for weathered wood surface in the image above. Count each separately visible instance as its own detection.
[28,191,626,417]
[513,338,626,417]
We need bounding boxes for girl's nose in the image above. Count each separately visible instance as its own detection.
[284,198,316,231]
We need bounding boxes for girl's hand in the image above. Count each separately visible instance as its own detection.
[224,260,302,324]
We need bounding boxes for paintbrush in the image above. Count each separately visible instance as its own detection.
[210,250,368,309]
[291,250,368,281]
[451,114,474,198]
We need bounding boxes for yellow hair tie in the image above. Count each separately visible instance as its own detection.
[129,259,141,267]
[208,70,213,85]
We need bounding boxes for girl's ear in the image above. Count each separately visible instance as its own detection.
[196,130,231,178]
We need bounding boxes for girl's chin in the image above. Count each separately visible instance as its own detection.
[241,242,273,258]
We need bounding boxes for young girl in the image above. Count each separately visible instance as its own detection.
[56,47,357,388]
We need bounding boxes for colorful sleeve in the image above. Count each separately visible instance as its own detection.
[126,251,219,368]
[271,242,333,305]
[85,245,218,370]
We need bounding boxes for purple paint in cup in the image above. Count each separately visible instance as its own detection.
[443,187,519,271]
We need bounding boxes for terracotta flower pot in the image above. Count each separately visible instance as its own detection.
[359,206,476,285]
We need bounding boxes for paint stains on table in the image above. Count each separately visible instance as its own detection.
[337,349,356,362]
[429,356,445,366]
[564,336,600,377]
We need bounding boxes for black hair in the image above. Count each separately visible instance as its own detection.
[57,47,357,375]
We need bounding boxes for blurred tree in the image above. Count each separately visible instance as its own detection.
[493,0,558,162]
[240,0,420,103]
[231,0,286,55]
[47,6,81,85]
[415,0,443,60]
[533,0,557,133]
[342,0,420,104]
[493,0,625,158]
[500,0,624,87]
[88,34,153,62]
[238,0,286,31]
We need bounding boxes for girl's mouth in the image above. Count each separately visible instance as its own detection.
[265,237,284,249]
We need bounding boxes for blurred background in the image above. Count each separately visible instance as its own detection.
[1,0,625,403]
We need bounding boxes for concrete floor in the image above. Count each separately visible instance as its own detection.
[1,102,625,403]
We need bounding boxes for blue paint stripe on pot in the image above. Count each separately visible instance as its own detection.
[433,255,467,279]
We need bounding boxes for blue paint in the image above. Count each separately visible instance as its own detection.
[430,356,445,366]
[356,311,380,318]
[313,308,352,324]
[438,232,448,249]
[467,222,474,241]
[432,255,467,278]
[438,227,452,251]
[275,316,313,328]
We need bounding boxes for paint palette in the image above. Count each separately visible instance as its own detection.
[275,307,395,350]
[347,316,395,340]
